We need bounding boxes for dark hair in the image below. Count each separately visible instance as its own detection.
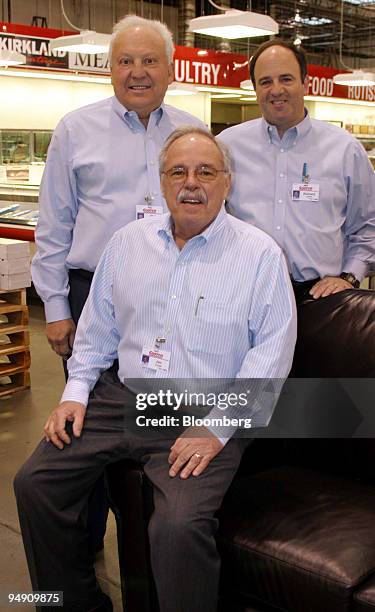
[249,39,307,88]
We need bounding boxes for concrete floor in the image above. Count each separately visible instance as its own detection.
[0,302,261,612]
[0,303,123,611]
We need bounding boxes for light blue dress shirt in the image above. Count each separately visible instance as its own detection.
[31,95,205,323]
[61,207,297,436]
[218,112,375,282]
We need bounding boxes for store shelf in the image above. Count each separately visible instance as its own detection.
[0,370,30,397]
[0,182,39,203]
[0,349,31,375]
[0,288,30,396]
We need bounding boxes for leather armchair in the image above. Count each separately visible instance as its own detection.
[107,288,375,612]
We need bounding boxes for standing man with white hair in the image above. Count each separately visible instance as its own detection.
[31,14,205,552]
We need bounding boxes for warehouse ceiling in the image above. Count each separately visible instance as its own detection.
[194,0,375,67]
[1,0,374,68]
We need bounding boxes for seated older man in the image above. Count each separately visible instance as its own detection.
[14,127,296,612]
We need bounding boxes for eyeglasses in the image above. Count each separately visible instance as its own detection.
[162,165,228,183]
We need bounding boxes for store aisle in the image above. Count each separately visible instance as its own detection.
[0,302,123,611]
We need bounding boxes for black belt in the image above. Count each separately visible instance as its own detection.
[69,268,94,282]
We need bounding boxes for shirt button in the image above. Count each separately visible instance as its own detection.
[276,226,281,230]
[150,161,155,165]
[171,295,177,299]
[280,148,285,153]
[279,173,284,178]
[278,199,283,203]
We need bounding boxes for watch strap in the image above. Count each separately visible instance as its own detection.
[340,272,360,288]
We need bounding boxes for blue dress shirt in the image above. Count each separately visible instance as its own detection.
[31,95,205,322]
[218,112,375,282]
[61,207,297,436]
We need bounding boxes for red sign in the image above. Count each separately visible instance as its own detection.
[174,45,249,87]
[306,64,375,103]
[0,22,374,102]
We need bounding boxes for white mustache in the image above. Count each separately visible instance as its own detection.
[177,188,207,204]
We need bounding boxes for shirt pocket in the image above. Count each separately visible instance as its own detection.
[187,299,237,355]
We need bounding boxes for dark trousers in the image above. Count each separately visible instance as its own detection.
[14,371,247,612]
[291,277,320,305]
[67,269,109,554]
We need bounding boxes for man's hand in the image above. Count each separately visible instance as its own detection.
[44,401,86,449]
[309,276,352,300]
[46,319,76,357]
[168,426,224,479]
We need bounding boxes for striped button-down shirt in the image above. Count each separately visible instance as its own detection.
[219,112,375,282]
[32,96,205,323]
[62,207,297,434]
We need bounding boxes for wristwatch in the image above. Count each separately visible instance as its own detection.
[340,272,360,288]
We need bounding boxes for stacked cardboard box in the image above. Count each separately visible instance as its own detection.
[0,238,31,290]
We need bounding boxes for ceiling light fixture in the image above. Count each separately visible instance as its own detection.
[334,0,375,87]
[167,82,198,96]
[333,70,375,86]
[196,86,243,94]
[50,30,110,54]
[51,0,110,55]
[0,50,26,67]
[0,68,111,84]
[240,79,255,91]
[211,93,242,98]
[189,8,278,40]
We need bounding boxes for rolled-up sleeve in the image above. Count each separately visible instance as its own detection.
[31,119,78,322]
[343,141,375,280]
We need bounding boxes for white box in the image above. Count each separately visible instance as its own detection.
[0,257,30,274]
[0,272,31,290]
[0,238,30,260]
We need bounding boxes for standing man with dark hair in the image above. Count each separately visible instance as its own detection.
[219,40,375,302]
[31,14,205,553]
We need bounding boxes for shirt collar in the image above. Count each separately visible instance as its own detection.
[262,108,312,148]
[111,95,164,130]
[158,204,229,246]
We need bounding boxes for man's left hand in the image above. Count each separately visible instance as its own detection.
[168,426,224,479]
[309,275,353,299]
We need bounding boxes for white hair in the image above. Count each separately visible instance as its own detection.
[159,126,232,177]
[109,14,174,65]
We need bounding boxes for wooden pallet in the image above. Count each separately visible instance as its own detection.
[0,289,30,397]
[0,349,31,375]
[0,288,27,306]
[0,370,30,397]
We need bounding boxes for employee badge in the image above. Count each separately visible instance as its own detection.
[292,183,320,202]
[141,342,171,372]
[136,205,163,220]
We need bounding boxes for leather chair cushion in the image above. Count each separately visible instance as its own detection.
[354,575,375,611]
[218,466,375,612]
[292,290,375,377]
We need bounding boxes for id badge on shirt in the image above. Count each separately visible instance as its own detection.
[136,205,163,220]
[141,346,171,372]
[292,183,320,202]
